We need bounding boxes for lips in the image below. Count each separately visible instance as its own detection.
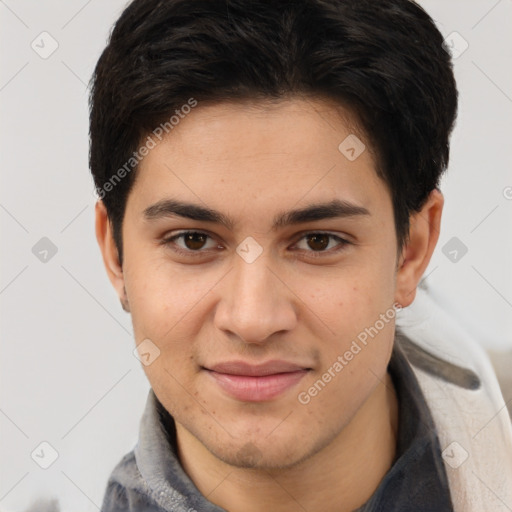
[204,360,310,402]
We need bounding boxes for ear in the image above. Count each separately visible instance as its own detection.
[95,200,130,312]
[395,189,444,307]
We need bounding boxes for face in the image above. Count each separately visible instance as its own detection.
[113,98,402,469]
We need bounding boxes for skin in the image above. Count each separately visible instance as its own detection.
[96,97,443,512]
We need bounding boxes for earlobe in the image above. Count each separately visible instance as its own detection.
[120,286,131,312]
[394,189,444,307]
[95,200,129,311]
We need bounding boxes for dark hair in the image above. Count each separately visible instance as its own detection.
[89,0,458,264]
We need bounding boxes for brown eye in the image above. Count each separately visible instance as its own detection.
[183,232,208,250]
[162,231,219,255]
[306,234,330,251]
[293,232,350,257]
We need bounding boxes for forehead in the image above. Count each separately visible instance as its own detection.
[128,97,388,220]
[159,97,369,162]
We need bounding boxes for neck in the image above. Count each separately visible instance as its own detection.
[176,371,399,512]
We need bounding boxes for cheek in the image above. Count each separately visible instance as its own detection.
[124,253,212,342]
[314,258,396,336]
[125,263,208,409]
[302,254,397,392]
[298,295,396,428]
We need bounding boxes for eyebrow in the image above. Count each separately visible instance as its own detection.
[143,198,370,231]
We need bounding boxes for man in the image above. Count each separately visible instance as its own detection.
[90,0,512,510]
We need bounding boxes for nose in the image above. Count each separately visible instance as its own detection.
[214,252,297,345]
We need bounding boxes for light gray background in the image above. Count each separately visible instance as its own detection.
[1,1,511,511]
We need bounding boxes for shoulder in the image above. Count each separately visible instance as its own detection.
[396,286,512,511]
[101,451,162,512]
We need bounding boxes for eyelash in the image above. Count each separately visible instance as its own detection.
[160,230,351,259]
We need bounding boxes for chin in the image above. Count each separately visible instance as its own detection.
[217,445,302,470]
[201,431,322,471]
